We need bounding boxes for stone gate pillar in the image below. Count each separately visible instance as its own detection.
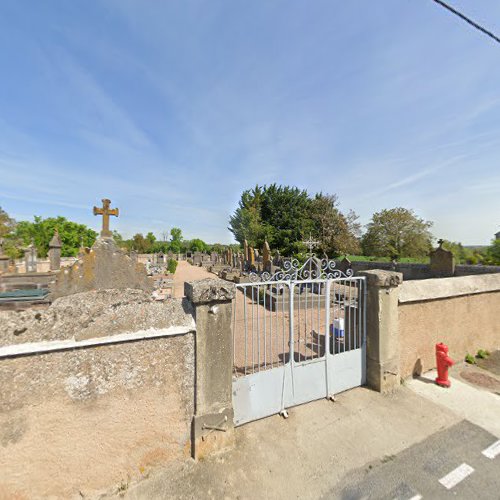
[184,278,236,459]
[359,270,403,393]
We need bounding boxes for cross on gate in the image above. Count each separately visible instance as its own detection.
[93,198,119,238]
[302,233,320,257]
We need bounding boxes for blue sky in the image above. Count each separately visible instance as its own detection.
[0,1,499,245]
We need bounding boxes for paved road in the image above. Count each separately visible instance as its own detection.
[328,420,500,500]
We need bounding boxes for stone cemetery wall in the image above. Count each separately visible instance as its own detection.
[398,273,500,378]
[0,289,195,499]
[12,256,77,274]
[348,260,431,280]
[455,264,500,276]
[351,260,500,280]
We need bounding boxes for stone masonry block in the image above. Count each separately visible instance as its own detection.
[185,278,235,305]
[359,269,403,288]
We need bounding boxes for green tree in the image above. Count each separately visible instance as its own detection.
[11,216,97,257]
[483,239,500,265]
[228,186,267,248]
[131,233,149,253]
[170,227,183,253]
[0,207,20,259]
[441,240,476,264]
[0,206,15,239]
[229,185,359,257]
[190,238,208,252]
[146,232,156,247]
[361,208,433,259]
[310,194,361,256]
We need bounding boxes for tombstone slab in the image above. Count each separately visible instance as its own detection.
[430,239,455,278]
[48,230,62,271]
[51,238,153,299]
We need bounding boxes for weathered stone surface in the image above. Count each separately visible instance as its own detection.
[399,273,500,303]
[0,289,194,346]
[51,237,153,299]
[363,270,402,393]
[48,230,62,271]
[0,332,194,498]
[184,278,235,305]
[359,269,403,288]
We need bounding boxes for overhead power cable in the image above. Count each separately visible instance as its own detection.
[431,0,500,45]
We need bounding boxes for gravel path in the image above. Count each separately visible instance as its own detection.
[172,261,214,298]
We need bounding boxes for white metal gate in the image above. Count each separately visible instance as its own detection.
[231,258,366,426]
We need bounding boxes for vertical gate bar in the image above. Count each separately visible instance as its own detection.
[354,281,357,350]
[243,286,248,375]
[270,285,274,368]
[305,284,309,360]
[232,294,236,371]
[342,279,346,353]
[297,282,300,361]
[251,286,255,373]
[257,284,261,372]
[325,280,331,396]
[289,282,295,366]
[348,280,352,352]
[363,278,367,347]
[282,285,286,365]
[318,283,321,358]
[263,284,267,370]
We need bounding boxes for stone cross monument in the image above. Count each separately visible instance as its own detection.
[93,198,119,238]
[302,233,320,257]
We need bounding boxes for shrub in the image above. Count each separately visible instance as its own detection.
[167,259,178,274]
[476,349,490,359]
[465,353,476,364]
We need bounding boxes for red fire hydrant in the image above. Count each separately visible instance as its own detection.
[435,343,455,387]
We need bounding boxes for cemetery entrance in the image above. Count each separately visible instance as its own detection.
[231,258,367,426]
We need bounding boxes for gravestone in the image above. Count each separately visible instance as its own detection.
[0,238,9,274]
[193,252,203,266]
[48,230,62,271]
[51,237,153,299]
[24,243,37,273]
[244,240,249,264]
[249,246,255,269]
[8,260,17,274]
[430,239,455,277]
[262,241,271,273]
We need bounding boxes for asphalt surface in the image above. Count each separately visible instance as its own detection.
[327,420,500,500]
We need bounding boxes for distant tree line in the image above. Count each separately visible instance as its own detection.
[0,207,238,260]
[112,227,238,255]
[228,184,500,264]
[1,197,499,266]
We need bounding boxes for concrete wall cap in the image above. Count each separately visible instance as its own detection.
[358,269,403,287]
[185,278,236,304]
[399,272,500,303]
